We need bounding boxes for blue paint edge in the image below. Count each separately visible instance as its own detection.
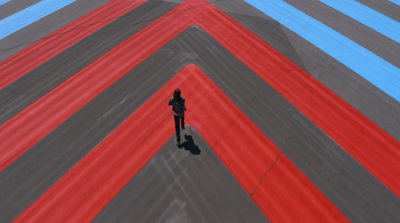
[243,0,400,102]
[0,0,11,6]
[389,0,400,7]
[320,0,400,43]
[0,0,76,40]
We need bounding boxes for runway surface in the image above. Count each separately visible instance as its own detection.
[0,0,399,222]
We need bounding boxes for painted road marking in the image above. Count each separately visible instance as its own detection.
[0,0,146,90]
[0,0,76,40]
[0,0,11,6]
[2,0,399,203]
[389,0,400,6]
[320,0,400,43]
[2,0,399,221]
[14,65,348,222]
[244,0,400,102]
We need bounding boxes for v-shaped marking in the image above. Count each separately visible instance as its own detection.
[15,65,348,222]
[1,0,398,200]
[1,0,399,222]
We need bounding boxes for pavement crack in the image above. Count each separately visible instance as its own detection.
[249,150,282,197]
[234,150,282,223]
[235,111,295,222]
[97,94,129,121]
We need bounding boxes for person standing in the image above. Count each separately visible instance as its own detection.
[169,89,186,145]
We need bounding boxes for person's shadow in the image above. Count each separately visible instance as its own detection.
[179,134,201,155]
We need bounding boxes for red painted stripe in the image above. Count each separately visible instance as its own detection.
[196,5,400,196]
[187,67,349,222]
[0,0,146,90]
[14,68,177,223]
[15,65,348,222]
[3,0,398,220]
[0,0,194,171]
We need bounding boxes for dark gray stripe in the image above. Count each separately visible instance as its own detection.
[0,0,177,125]
[0,0,111,61]
[0,32,185,222]
[357,0,400,22]
[94,127,269,223]
[0,0,42,20]
[214,0,400,142]
[188,27,400,222]
[2,26,399,222]
[283,0,400,69]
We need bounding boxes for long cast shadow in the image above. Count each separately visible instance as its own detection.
[179,134,201,155]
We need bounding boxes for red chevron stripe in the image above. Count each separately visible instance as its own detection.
[186,67,349,222]
[15,65,348,222]
[2,0,399,218]
[0,0,190,172]
[0,0,146,90]
[196,6,400,196]
[2,0,398,198]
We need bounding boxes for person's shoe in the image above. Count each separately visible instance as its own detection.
[182,126,185,130]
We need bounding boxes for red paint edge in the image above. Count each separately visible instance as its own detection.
[15,65,348,222]
[197,3,400,196]
[3,0,398,220]
[0,0,146,90]
[0,0,192,171]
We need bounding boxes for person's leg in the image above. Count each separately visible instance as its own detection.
[181,116,185,129]
[174,115,180,143]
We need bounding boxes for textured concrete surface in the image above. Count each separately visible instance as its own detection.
[94,127,269,223]
[0,0,399,222]
[0,0,111,61]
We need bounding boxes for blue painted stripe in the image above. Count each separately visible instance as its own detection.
[320,0,400,43]
[0,0,11,6]
[243,0,400,102]
[389,0,400,6]
[0,0,76,40]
